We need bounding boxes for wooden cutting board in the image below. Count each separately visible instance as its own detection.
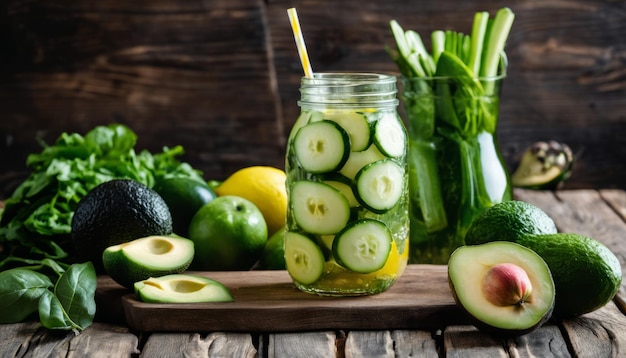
[96,264,465,332]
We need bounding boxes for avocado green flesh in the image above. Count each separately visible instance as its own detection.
[448,242,555,334]
[511,166,562,188]
[134,274,233,303]
[518,233,622,317]
[103,236,194,289]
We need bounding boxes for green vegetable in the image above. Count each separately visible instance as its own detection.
[0,124,204,269]
[0,262,96,332]
[38,262,97,331]
[0,124,204,331]
[0,268,53,323]
[388,8,514,234]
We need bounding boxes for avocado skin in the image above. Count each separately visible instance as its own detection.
[518,233,622,318]
[464,200,557,246]
[71,179,173,272]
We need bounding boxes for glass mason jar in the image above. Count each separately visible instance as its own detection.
[285,73,409,296]
[401,74,512,264]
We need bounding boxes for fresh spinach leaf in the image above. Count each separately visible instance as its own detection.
[46,262,97,331]
[38,290,73,330]
[0,268,53,323]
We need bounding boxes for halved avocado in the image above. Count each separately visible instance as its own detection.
[103,235,194,289]
[448,242,555,337]
[511,140,574,189]
[134,274,233,303]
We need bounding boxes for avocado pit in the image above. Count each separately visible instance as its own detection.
[482,263,532,307]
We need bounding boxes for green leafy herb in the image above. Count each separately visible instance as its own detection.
[0,268,53,323]
[39,262,96,332]
[0,124,204,269]
[0,262,96,332]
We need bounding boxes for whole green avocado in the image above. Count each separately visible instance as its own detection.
[518,233,622,317]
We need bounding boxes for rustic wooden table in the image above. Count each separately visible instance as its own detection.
[2,189,626,357]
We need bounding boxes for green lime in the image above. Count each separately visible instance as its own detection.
[188,195,268,271]
[154,176,216,237]
[260,227,286,270]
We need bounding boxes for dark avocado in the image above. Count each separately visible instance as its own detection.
[71,179,172,272]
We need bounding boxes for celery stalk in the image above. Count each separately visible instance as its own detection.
[480,8,515,79]
[468,11,489,76]
[431,30,445,64]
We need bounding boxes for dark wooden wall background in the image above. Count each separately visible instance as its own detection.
[1,0,625,199]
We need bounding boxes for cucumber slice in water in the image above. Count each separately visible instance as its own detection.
[285,232,325,284]
[354,159,405,214]
[290,180,351,235]
[323,111,372,152]
[373,113,406,158]
[339,144,387,179]
[323,177,359,207]
[332,219,392,273]
[293,120,350,174]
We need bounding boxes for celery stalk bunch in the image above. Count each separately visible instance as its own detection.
[388,8,514,236]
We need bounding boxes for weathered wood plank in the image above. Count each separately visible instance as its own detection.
[140,332,257,358]
[507,324,572,358]
[601,189,626,222]
[0,321,42,357]
[0,322,139,358]
[560,302,626,358]
[65,322,140,357]
[344,331,394,358]
[443,325,508,357]
[391,330,439,358]
[267,332,336,358]
[0,0,284,195]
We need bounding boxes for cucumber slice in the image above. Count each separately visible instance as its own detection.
[324,111,372,152]
[291,180,351,235]
[339,144,387,179]
[373,113,406,158]
[332,219,392,273]
[288,111,310,141]
[354,159,405,214]
[323,177,359,207]
[294,120,350,174]
[284,232,325,284]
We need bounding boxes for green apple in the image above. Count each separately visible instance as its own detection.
[134,274,233,303]
[102,235,194,289]
[188,195,268,270]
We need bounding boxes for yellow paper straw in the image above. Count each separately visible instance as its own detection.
[287,7,314,78]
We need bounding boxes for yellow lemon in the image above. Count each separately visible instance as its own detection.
[214,166,287,236]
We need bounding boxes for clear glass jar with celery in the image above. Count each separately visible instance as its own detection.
[389,8,515,264]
